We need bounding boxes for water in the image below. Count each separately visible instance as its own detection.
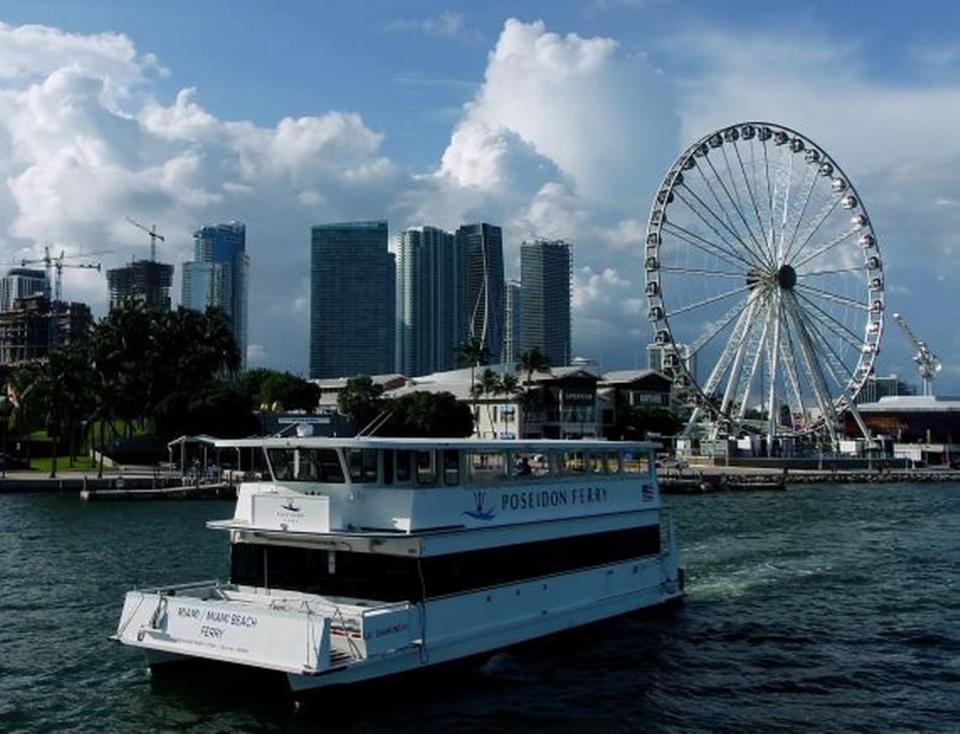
[1,484,957,732]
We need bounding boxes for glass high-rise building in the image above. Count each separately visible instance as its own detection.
[502,279,522,365]
[455,223,504,363]
[396,226,460,377]
[182,221,249,367]
[0,268,48,312]
[520,239,572,367]
[310,221,395,379]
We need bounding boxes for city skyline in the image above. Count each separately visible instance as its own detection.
[0,7,956,387]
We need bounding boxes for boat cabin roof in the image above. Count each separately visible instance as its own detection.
[213,437,659,452]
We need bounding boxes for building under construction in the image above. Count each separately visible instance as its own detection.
[107,260,173,311]
[0,295,93,365]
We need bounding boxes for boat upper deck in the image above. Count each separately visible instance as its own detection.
[211,437,661,537]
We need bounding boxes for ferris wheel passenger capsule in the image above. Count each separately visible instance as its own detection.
[758,126,773,141]
[832,177,847,193]
[741,124,756,139]
[842,194,858,209]
[645,256,659,270]
[870,277,883,290]
[695,143,709,157]
[650,209,665,226]
[867,321,880,334]
[723,128,740,142]
[646,232,660,247]
[866,255,881,270]
[682,156,696,170]
[645,282,660,296]
[819,162,834,176]
[805,149,821,164]
[790,137,805,152]
[859,233,875,249]
[774,131,789,145]
[648,306,664,321]
[708,133,723,148]
[852,213,868,229]
[870,300,884,313]
[655,330,669,344]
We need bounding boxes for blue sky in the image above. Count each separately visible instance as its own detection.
[0,1,959,393]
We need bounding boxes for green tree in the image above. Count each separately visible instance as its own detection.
[337,376,386,432]
[519,348,549,386]
[382,391,473,438]
[456,335,490,431]
[259,371,320,412]
[499,373,519,436]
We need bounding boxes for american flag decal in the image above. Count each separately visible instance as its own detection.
[642,484,655,501]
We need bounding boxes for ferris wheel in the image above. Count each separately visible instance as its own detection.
[644,122,884,447]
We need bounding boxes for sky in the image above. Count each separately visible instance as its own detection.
[1,0,959,391]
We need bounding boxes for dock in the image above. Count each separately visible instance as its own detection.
[80,482,236,501]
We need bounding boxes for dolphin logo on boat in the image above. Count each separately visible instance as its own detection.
[463,491,497,521]
[280,500,301,513]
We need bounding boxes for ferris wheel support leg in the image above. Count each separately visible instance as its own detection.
[847,402,873,443]
[766,291,782,455]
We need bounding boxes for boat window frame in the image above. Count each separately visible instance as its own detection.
[263,446,346,484]
[345,447,379,484]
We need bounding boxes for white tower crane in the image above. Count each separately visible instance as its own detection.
[891,312,942,397]
[20,246,107,302]
[126,217,165,261]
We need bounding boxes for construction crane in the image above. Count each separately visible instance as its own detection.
[126,217,165,261]
[20,246,107,302]
[892,312,942,396]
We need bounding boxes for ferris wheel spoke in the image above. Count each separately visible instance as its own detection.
[774,146,794,262]
[714,300,763,428]
[787,195,843,266]
[679,180,766,269]
[732,138,773,261]
[691,161,749,249]
[792,302,857,393]
[765,291,783,442]
[793,290,866,350]
[665,284,753,319]
[708,151,771,266]
[792,226,861,270]
[797,265,868,278]
[780,166,819,264]
[762,139,776,254]
[659,266,748,279]
[795,283,868,311]
[732,301,771,427]
[688,296,753,357]
[662,221,754,271]
[671,189,764,268]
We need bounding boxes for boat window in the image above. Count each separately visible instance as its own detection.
[416,450,436,485]
[267,448,344,483]
[467,452,507,483]
[443,450,460,486]
[589,453,606,474]
[605,452,621,474]
[622,452,651,475]
[383,450,394,485]
[396,450,412,482]
[346,448,378,483]
[510,452,549,478]
[562,451,586,474]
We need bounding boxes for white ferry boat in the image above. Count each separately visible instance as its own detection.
[113,438,683,695]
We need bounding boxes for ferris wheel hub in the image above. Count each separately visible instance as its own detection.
[776,264,797,290]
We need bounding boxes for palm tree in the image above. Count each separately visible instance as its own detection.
[456,335,490,432]
[478,368,501,436]
[499,373,519,437]
[519,348,549,386]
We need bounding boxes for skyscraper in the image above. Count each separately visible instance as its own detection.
[521,239,572,367]
[182,222,249,367]
[310,221,395,379]
[395,226,460,377]
[455,223,504,363]
[502,279,522,365]
[107,260,174,311]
